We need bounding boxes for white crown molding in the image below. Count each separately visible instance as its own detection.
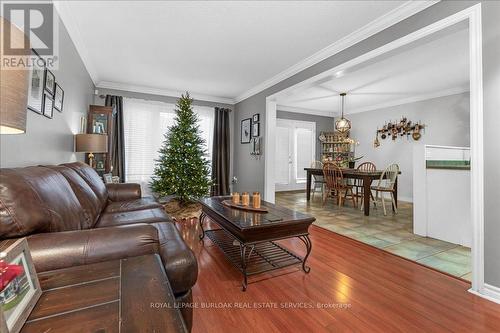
[53,1,99,84]
[97,81,235,105]
[279,86,468,117]
[277,104,333,118]
[346,86,469,114]
[235,0,439,104]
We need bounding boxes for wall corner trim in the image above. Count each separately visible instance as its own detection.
[234,0,439,103]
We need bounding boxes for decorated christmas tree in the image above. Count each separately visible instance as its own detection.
[150,93,212,203]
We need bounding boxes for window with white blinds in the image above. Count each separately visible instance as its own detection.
[122,97,214,193]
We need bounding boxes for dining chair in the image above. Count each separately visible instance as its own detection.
[310,160,325,199]
[370,163,399,216]
[322,163,357,208]
[354,162,377,210]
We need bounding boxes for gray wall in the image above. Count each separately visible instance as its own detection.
[93,87,235,185]
[276,110,335,161]
[349,93,470,202]
[234,1,500,288]
[0,18,95,167]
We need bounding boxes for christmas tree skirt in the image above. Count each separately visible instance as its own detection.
[163,198,201,221]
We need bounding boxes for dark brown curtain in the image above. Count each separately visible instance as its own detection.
[105,95,125,182]
[211,107,231,196]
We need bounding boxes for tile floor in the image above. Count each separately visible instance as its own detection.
[275,191,472,281]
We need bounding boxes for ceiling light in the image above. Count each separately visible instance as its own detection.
[335,93,351,133]
[334,70,344,78]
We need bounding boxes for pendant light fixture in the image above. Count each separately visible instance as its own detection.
[335,92,351,133]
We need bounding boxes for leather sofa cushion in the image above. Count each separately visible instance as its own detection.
[152,222,198,295]
[0,167,86,238]
[104,197,162,214]
[45,165,102,228]
[62,162,108,213]
[96,207,172,227]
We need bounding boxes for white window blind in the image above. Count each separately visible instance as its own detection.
[123,97,214,194]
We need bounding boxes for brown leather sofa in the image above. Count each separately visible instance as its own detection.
[0,162,197,330]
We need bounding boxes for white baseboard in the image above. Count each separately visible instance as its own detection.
[469,284,500,305]
[397,196,413,203]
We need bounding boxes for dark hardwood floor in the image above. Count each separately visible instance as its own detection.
[175,218,500,332]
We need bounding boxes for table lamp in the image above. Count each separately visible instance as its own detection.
[0,17,30,134]
[75,134,108,168]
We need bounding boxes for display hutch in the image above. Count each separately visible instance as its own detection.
[320,131,354,166]
[87,105,114,176]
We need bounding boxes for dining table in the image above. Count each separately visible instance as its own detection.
[304,167,401,216]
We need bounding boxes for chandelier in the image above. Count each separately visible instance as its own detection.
[335,93,351,133]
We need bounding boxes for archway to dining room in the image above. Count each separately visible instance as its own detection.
[264,5,484,292]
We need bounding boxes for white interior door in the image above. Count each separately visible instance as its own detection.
[275,119,315,191]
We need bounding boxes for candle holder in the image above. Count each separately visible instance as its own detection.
[252,192,261,209]
[231,192,240,204]
[241,192,250,206]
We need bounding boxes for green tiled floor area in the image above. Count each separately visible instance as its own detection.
[276,191,471,281]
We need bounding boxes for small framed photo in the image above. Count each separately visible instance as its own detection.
[27,50,45,115]
[252,114,260,123]
[54,84,64,112]
[252,122,260,137]
[42,92,54,119]
[103,173,113,184]
[241,118,252,144]
[0,239,42,333]
[44,69,55,96]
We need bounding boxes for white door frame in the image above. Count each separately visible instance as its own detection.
[275,119,316,191]
[264,4,487,298]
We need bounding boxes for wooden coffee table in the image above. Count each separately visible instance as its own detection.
[21,255,187,333]
[199,196,315,291]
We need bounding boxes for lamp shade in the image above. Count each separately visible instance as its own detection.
[75,134,108,153]
[0,17,30,134]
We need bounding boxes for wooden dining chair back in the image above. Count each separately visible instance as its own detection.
[371,163,400,215]
[355,162,377,209]
[357,162,376,172]
[322,163,356,207]
[377,163,399,189]
[310,160,325,199]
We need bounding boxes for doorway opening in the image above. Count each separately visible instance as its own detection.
[264,4,484,293]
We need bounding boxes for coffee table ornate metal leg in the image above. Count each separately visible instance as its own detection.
[199,211,207,240]
[298,235,312,273]
[239,243,248,291]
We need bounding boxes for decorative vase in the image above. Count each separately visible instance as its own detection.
[348,161,355,169]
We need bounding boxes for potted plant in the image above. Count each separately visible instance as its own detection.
[348,155,364,169]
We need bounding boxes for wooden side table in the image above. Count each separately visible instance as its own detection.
[21,255,187,333]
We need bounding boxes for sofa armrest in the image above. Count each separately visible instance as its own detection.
[153,222,198,295]
[106,183,142,201]
[27,224,159,272]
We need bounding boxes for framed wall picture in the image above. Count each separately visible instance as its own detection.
[44,69,55,96]
[42,92,54,119]
[103,173,113,184]
[54,84,64,112]
[241,118,252,144]
[0,239,42,333]
[252,122,260,137]
[252,113,259,123]
[27,50,45,114]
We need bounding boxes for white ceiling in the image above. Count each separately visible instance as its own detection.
[53,1,434,103]
[276,25,469,116]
